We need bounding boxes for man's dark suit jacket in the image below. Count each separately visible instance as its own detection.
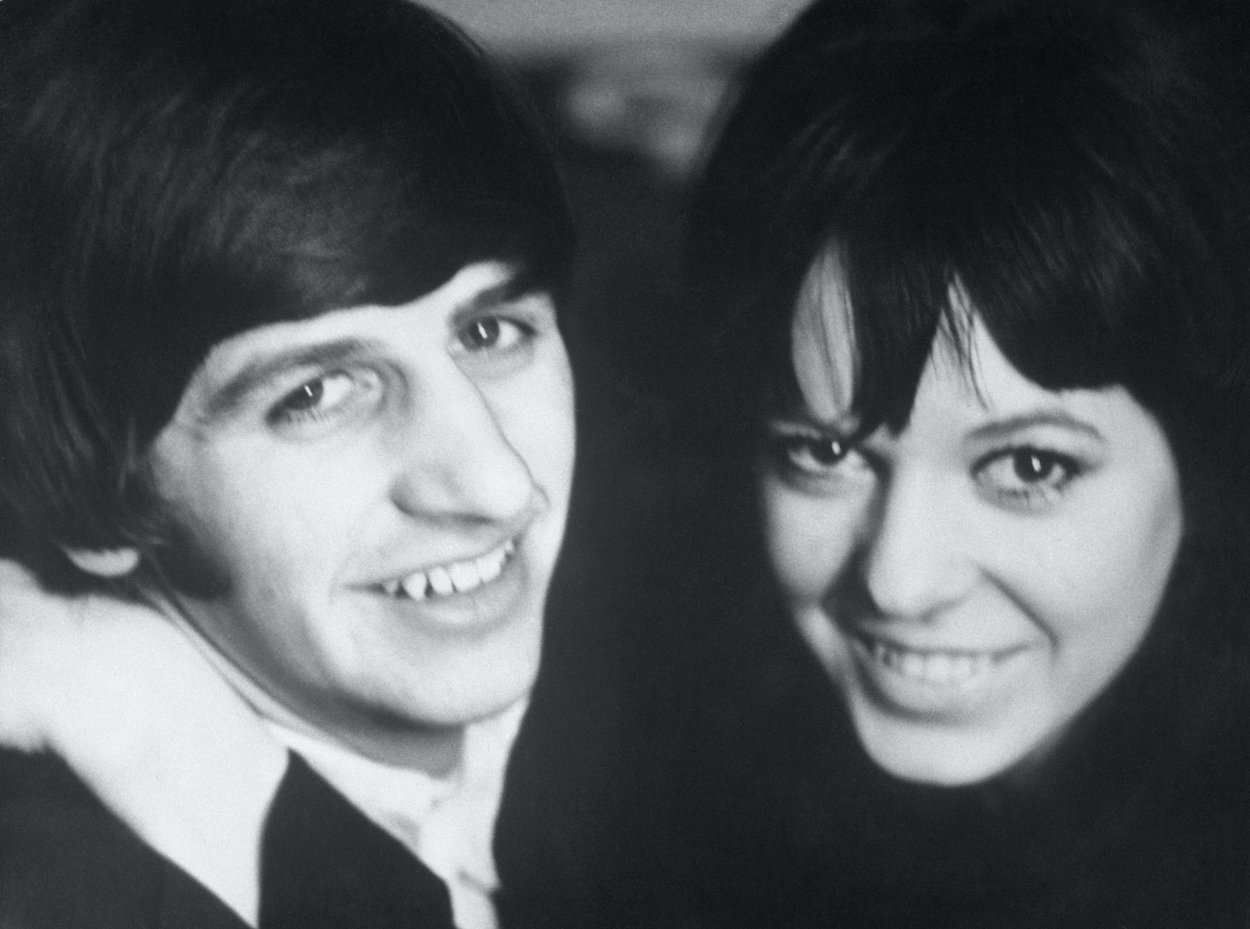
[0,748,459,929]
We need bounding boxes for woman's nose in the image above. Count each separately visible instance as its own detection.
[856,471,977,620]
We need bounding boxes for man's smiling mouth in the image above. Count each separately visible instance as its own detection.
[379,539,516,601]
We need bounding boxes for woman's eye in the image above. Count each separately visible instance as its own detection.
[454,316,532,354]
[783,435,850,472]
[767,426,866,482]
[975,447,1081,509]
[268,370,379,430]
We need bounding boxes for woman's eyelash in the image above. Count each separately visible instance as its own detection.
[974,446,1083,508]
[781,434,850,466]
[766,425,860,476]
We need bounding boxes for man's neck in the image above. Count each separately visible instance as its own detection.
[270,698,530,929]
[194,641,468,775]
[285,713,466,777]
[167,608,468,775]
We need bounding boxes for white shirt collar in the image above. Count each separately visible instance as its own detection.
[265,701,527,929]
[173,613,528,929]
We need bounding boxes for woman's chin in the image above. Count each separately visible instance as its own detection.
[847,694,1053,787]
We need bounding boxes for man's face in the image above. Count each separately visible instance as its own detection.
[146,263,575,759]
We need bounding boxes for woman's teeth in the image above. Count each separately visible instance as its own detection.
[863,636,998,687]
[383,540,515,601]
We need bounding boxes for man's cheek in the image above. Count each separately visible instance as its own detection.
[144,509,234,599]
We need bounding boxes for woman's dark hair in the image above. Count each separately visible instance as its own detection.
[0,0,573,587]
[686,0,1250,650]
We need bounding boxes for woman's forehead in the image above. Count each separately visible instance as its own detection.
[789,255,988,423]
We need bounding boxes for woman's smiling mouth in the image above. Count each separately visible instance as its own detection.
[851,630,1032,692]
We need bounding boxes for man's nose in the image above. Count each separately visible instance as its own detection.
[856,470,976,620]
[389,369,539,526]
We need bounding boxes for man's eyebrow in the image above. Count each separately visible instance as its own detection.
[198,338,380,422]
[967,410,1105,443]
[450,276,544,324]
[195,273,538,422]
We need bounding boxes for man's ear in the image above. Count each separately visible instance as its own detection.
[61,547,141,579]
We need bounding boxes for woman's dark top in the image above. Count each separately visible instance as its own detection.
[612,484,1250,929]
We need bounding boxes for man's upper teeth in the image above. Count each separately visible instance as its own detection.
[389,540,514,600]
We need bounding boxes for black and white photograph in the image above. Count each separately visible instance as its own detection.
[0,0,1248,926]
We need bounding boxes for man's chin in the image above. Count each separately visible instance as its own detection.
[404,665,538,730]
[323,676,535,771]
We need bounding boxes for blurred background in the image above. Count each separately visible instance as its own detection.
[401,4,817,802]
[425,0,808,53]
[424,0,809,495]
[425,0,804,377]
[415,4,814,878]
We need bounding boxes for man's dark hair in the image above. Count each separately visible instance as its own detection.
[0,0,573,588]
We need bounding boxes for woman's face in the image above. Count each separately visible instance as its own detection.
[759,269,1184,785]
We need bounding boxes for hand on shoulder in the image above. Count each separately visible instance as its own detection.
[0,558,287,925]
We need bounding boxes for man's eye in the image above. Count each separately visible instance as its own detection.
[454,316,531,354]
[268,370,377,428]
[975,447,1081,509]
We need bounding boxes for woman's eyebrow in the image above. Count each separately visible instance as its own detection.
[967,410,1104,443]
[770,403,859,434]
[197,338,381,422]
